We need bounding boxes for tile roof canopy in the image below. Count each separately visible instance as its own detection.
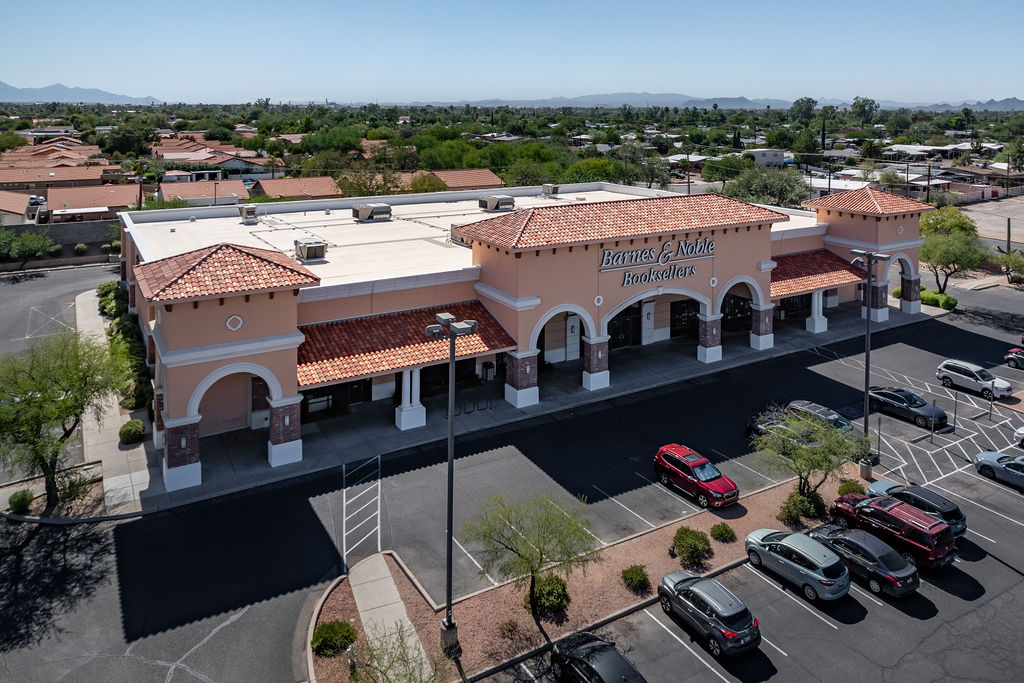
[454,194,788,250]
[297,300,515,387]
[770,249,865,299]
[430,168,504,190]
[159,179,249,200]
[47,184,140,210]
[133,243,319,303]
[252,176,342,199]
[801,187,934,216]
[0,189,30,215]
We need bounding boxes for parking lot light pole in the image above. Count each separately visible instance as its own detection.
[425,312,478,657]
[851,249,891,442]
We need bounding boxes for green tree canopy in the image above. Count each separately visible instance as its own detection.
[559,158,621,183]
[0,131,28,151]
[721,168,810,208]
[792,129,821,168]
[789,97,818,124]
[920,207,988,292]
[702,155,755,185]
[851,96,879,125]
[408,172,447,193]
[100,128,150,157]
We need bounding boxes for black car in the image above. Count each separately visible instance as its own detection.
[866,480,967,537]
[658,570,761,657]
[787,400,856,433]
[868,386,948,429]
[551,633,646,683]
[1005,348,1024,369]
[807,525,919,597]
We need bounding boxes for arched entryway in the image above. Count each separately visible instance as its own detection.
[883,252,921,315]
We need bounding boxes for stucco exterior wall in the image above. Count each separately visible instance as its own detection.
[296,281,477,326]
[163,348,298,418]
[197,373,248,436]
[159,291,298,351]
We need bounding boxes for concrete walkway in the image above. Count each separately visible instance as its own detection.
[348,554,430,667]
[76,291,948,516]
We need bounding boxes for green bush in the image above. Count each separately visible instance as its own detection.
[837,479,866,496]
[920,290,939,307]
[939,294,957,310]
[110,239,121,253]
[310,620,358,656]
[101,243,112,254]
[119,419,145,444]
[47,244,63,258]
[621,564,651,593]
[524,574,569,616]
[96,280,119,297]
[58,473,91,503]
[8,489,34,514]
[777,490,826,526]
[673,526,713,565]
[891,287,901,299]
[710,522,737,543]
[918,289,958,310]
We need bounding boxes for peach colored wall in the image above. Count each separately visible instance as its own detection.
[473,243,518,295]
[815,209,923,280]
[163,348,298,417]
[771,235,825,256]
[296,282,477,326]
[197,373,248,436]
[159,292,298,351]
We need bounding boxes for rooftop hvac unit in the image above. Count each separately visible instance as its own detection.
[294,237,327,260]
[542,183,559,196]
[478,195,515,212]
[352,203,392,221]
[238,204,258,224]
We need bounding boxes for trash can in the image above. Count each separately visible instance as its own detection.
[859,459,872,480]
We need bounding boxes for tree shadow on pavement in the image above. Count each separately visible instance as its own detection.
[0,519,114,652]
[947,307,1024,338]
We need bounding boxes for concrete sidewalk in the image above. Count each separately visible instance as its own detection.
[77,291,947,517]
[348,554,430,667]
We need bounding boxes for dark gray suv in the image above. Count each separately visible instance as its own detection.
[658,570,761,657]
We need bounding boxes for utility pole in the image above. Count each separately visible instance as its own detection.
[926,163,932,204]
[905,162,911,197]
[686,150,691,195]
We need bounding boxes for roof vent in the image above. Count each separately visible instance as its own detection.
[542,183,559,196]
[325,208,331,215]
[294,237,327,260]
[189,216,196,222]
[478,195,515,212]
[352,203,392,221]
[238,204,258,225]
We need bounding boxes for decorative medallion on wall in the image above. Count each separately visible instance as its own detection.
[709,277,718,287]
[594,295,604,306]
[226,315,244,331]
[896,224,904,236]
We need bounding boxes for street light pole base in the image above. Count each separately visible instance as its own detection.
[440,619,460,658]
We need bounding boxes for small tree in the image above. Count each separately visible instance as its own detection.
[920,207,989,293]
[750,407,870,498]
[350,621,449,683]
[0,331,128,509]
[792,129,821,169]
[10,231,55,270]
[878,170,904,192]
[637,155,671,189]
[721,167,809,208]
[460,493,598,640]
[702,155,754,187]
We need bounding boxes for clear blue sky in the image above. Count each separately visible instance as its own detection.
[2,0,1020,105]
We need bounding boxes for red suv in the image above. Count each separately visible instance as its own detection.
[829,494,957,569]
[654,444,738,508]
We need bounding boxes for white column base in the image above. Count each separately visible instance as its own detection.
[545,347,567,363]
[582,370,610,391]
[394,404,426,430]
[749,332,774,350]
[900,299,921,315]
[805,315,828,333]
[249,408,270,429]
[504,383,539,408]
[267,438,302,467]
[862,306,889,322]
[162,459,201,492]
[824,294,839,308]
[153,428,165,450]
[697,345,722,363]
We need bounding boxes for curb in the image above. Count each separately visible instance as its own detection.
[305,573,348,683]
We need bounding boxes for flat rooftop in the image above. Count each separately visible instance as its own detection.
[122,185,672,289]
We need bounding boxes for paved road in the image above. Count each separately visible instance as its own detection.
[963,196,1024,243]
[3,284,1024,682]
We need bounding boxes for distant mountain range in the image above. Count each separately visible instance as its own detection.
[0,81,160,104]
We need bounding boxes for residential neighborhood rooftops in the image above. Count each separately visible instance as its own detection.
[46,184,139,210]
[158,179,250,201]
[251,176,342,199]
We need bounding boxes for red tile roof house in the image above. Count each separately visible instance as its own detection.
[116,184,929,493]
[0,189,31,224]
[250,176,343,200]
[43,184,141,222]
[157,179,250,206]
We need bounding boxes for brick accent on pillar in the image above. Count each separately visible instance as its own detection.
[251,376,270,411]
[154,391,165,432]
[698,316,721,348]
[128,281,136,308]
[269,402,301,444]
[119,259,127,281]
[901,275,921,302]
[146,332,155,365]
[165,422,199,468]
[582,339,609,375]
[751,307,773,336]
[870,282,888,309]
[505,351,538,391]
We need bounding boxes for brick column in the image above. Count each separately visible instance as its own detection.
[863,282,889,323]
[504,350,539,408]
[163,416,201,491]
[146,332,155,365]
[268,395,303,467]
[750,303,774,351]
[153,389,165,449]
[697,313,722,363]
[119,258,127,281]
[582,335,610,391]
[900,274,921,314]
[128,280,136,311]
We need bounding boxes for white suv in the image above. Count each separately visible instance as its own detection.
[936,360,1013,400]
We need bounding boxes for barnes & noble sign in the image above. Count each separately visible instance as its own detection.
[599,237,715,287]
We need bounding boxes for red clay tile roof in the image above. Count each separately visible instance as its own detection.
[47,184,140,210]
[297,301,515,387]
[430,168,504,190]
[770,249,865,298]
[158,179,250,201]
[252,176,342,199]
[0,189,30,215]
[455,194,787,250]
[133,243,319,303]
[802,187,934,216]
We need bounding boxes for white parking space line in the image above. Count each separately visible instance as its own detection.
[966,528,998,544]
[742,565,838,630]
[593,485,655,528]
[452,536,498,586]
[710,448,776,482]
[345,496,378,522]
[643,609,729,683]
[930,483,1024,529]
[760,635,788,657]
[519,663,537,681]
[634,472,698,513]
[922,463,973,486]
[849,584,884,607]
[546,498,607,546]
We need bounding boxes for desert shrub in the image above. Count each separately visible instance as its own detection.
[47,244,63,257]
[119,419,145,444]
[100,243,112,254]
[777,489,826,526]
[110,239,121,253]
[311,620,358,656]
[96,279,119,297]
[523,574,569,616]
[920,290,939,306]
[673,526,713,565]
[891,287,901,299]
[837,479,866,495]
[498,619,520,640]
[938,294,957,310]
[710,522,737,542]
[75,243,89,256]
[58,473,91,503]
[621,564,651,593]
[8,489,34,514]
